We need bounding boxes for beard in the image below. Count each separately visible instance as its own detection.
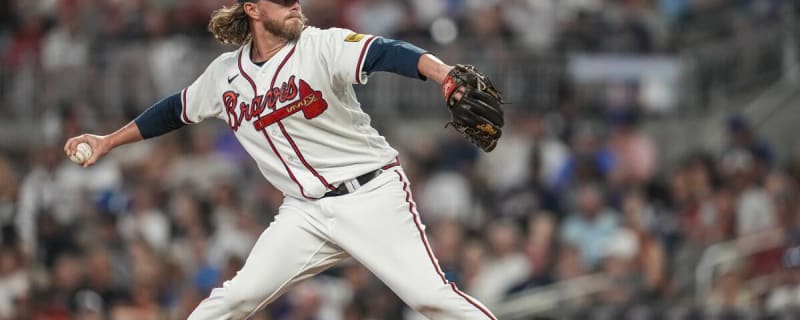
[262,12,308,41]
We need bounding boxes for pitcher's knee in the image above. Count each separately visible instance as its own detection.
[188,285,268,320]
[223,289,265,319]
[407,286,495,320]
[407,292,450,315]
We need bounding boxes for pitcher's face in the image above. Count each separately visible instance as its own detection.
[248,0,307,40]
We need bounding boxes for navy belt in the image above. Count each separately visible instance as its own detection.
[323,158,400,198]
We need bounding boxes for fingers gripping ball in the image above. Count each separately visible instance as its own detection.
[442,64,504,152]
[69,142,93,164]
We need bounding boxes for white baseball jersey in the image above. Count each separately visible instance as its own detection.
[179,27,398,199]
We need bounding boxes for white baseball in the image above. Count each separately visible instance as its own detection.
[70,142,93,164]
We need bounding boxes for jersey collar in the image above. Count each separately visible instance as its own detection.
[241,39,297,73]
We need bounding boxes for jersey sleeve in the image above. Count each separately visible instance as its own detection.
[321,28,378,85]
[181,57,225,124]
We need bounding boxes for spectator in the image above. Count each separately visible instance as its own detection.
[470,220,529,307]
[501,0,558,52]
[3,14,43,70]
[0,156,18,244]
[719,149,778,238]
[597,229,645,306]
[495,148,562,223]
[460,239,486,294]
[554,125,614,191]
[703,265,754,316]
[560,183,620,269]
[74,289,105,320]
[282,281,324,320]
[144,7,195,99]
[82,246,125,310]
[724,115,775,172]
[119,185,170,253]
[553,245,588,302]
[607,110,657,187]
[764,265,800,313]
[0,245,28,318]
[166,126,239,198]
[41,4,90,106]
[52,251,85,313]
[109,281,166,320]
[16,145,88,259]
[429,218,467,283]
[506,213,558,295]
[207,183,260,268]
[621,190,665,298]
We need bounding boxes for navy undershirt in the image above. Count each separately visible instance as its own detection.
[134,92,184,139]
[135,38,428,139]
[252,45,267,66]
[362,37,428,80]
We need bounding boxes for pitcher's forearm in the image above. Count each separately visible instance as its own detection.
[418,54,453,85]
[106,121,144,149]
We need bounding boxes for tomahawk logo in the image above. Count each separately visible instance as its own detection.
[254,79,327,130]
[221,76,327,131]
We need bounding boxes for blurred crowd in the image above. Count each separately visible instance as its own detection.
[1,0,794,59]
[0,0,796,121]
[1,0,800,319]
[7,89,800,319]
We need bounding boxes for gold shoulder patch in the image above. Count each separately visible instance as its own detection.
[344,33,366,42]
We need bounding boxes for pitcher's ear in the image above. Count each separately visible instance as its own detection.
[242,2,261,20]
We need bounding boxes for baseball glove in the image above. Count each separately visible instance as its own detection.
[442,64,504,152]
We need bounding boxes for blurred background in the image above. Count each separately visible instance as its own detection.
[1,0,800,319]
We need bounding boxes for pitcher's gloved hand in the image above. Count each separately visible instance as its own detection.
[442,64,504,152]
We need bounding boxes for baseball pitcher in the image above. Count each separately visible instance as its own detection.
[64,0,504,319]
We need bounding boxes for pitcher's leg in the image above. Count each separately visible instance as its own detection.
[326,169,497,320]
[188,204,347,320]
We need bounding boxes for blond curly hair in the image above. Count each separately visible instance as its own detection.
[208,3,251,45]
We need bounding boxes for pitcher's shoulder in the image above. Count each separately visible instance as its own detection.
[300,26,355,41]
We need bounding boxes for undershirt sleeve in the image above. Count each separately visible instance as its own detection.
[134,92,186,139]
[362,37,428,80]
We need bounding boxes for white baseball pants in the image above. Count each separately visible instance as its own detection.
[187,167,496,320]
